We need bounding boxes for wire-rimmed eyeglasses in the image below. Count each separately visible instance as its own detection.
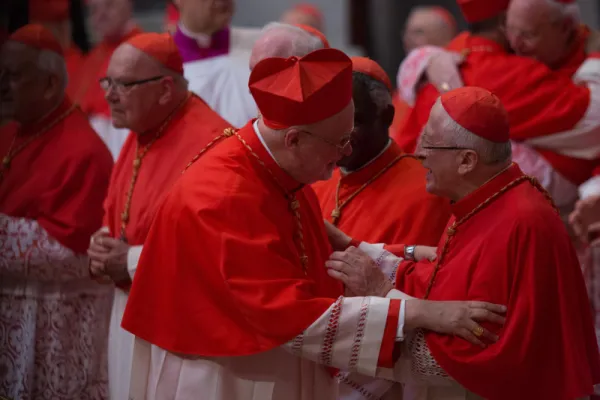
[99,75,164,93]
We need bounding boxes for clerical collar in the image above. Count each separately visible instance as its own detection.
[247,120,303,193]
[450,163,523,220]
[253,120,279,166]
[339,139,392,175]
[178,22,212,47]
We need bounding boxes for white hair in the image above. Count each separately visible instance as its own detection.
[259,21,325,55]
[547,0,580,23]
[435,99,512,165]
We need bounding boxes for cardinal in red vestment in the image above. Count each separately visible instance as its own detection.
[0,24,113,399]
[120,49,506,400]
[85,32,230,400]
[327,87,600,400]
[313,57,450,248]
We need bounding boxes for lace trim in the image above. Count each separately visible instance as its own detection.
[409,330,449,380]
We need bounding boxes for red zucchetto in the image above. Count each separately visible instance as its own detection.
[440,86,509,143]
[249,48,353,129]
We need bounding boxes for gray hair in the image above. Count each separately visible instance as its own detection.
[37,48,69,92]
[259,21,325,56]
[435,99,512,165]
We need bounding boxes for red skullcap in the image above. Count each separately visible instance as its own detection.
[294,23,330,48]
[29,0,70,22]
[456,0,509,23]
[125,32,184,75]
[440,87,509,143]
[249,48,353,130]
[9,24,63,56]
[351,57,392,92]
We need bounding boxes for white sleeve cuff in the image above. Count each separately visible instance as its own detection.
[127,245,144,280]
[358,242,403,281]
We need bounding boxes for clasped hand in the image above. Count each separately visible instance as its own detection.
[87,228,131,285]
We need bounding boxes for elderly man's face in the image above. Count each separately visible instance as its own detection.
[88,0,131,41]
[177,0,234,34]
[506,0,572,68]
[287,101,354,184]
[104,45,169,132]
[0,43,54,123]
[415,104,466,199]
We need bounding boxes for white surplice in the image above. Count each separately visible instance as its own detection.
[0,214,113,400]
[89,115,131,161]
[184,27,260,128]
[107,244,143,400]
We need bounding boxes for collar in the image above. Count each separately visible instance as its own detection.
[178,22,212,47]
[244,119,303,194]
[337,141,403,187]
[340,139,392,175]
[18,97,72,136]
[451,163,524,220]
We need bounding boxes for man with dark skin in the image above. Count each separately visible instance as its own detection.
[313,56,451,248]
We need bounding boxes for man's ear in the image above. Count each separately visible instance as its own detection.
[457,149,479,175]
[284,128,301,148]
[158,76,175,105]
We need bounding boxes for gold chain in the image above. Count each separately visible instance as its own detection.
[233,131,309,274]
[118,93,192,241]
[331,154,410,225]
[423,175,558,299]
[182,127,236,173]
[0,104,76,184]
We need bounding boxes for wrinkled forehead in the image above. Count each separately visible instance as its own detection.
[507,0,552,25]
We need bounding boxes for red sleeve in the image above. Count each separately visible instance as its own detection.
[377,298,401,368]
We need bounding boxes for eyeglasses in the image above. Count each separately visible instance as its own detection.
[300,130,352,151]
[99,75,164,93]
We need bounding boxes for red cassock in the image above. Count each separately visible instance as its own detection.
[103,94,230,245]
[121,122,354,357]
[0,98,113,253]
[395,164,600,399]
[73,27,142,114]
[397,33,596,185]
[312,141,451,245]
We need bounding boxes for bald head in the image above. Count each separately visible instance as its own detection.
[507,0,579,68]
[249,22,325,70]
[105,43,188,132]
[88,0,133,42]
[403,6,457,53]
[0,41,67,123]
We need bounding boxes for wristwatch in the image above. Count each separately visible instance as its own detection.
[404,245,417,261]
